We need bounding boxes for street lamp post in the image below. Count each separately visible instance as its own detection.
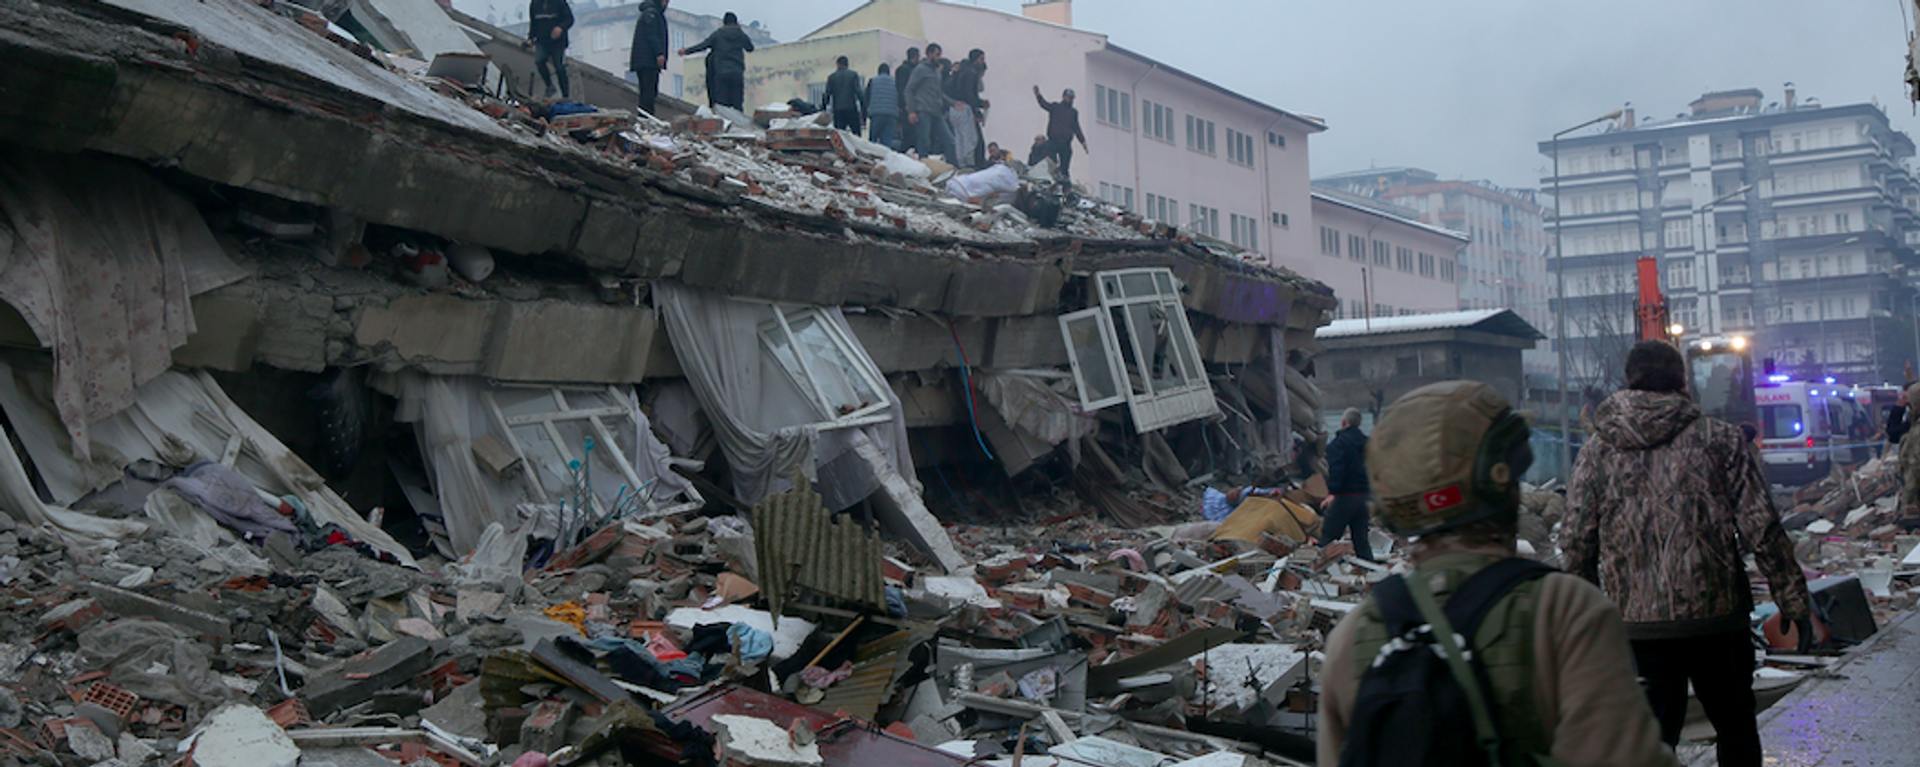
[1813,236,1862,379]
[1694,184,1755,335]
[1553,108,1623,482]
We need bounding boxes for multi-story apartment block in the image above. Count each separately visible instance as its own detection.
[500,1,776,101]
[721,0,1325,269]
[1539,86,1920,385]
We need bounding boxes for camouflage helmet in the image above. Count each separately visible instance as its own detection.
[1367,381,1533,537]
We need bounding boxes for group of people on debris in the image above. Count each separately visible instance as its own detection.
[529,0,1088,179]
[1234,339,1816,767]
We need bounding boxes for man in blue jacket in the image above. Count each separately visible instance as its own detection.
[865,63,900,150]
[526,0,574,99]
[628,0,670,115]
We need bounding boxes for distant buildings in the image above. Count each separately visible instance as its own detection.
[1299,188,1469,319]
[716,0,1325,270]
[500,1,777,100]
[1538,86,1920,385]
[1314,168,1552,378]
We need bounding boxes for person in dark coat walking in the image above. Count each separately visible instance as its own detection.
[1319,408,1376,561]
[865,63,900,149]
[681,11,753,110]
[628,0,671,115]
[820,56,865,133]
[1032,85,1087,181]
[525,0,575,99]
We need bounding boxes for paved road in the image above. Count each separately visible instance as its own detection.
[1712,610,1920,767]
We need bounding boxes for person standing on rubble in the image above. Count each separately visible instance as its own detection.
[1565,340,1813,767]
[525,0,574,99]
[947,49,990,168]
[1031,86,1087,182]
[895,48,922,150]
[680,11,753,110]
[628,0,671,116]
[906,44,957,161]
[1898,383,1920,517]
[821,56,865,133]
[1319,408,1376,561]
[865,63,900,150]
[1318,381,1678,767]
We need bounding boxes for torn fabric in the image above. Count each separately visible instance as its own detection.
[653,282,916,509]
[0,152,210,460]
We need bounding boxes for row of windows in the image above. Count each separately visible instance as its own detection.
[1190,204,1221,238]
[1091,83,1289,164]
[1098,183,1136,212]
[1333,301,1426,321]
[1146,193,1178,225]
[1317,226,1454,281]
[1229,213,1258,250]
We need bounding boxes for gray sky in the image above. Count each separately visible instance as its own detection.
[463,0,1920,189]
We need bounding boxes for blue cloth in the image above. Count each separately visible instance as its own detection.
[728,623,773,665]
[548,101,596,117]
[1202,487,1233,522]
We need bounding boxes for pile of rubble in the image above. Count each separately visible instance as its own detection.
[1777,456,1920,623]
[0,444,1425,767]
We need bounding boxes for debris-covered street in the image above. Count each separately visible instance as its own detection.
[2,0,1919,765]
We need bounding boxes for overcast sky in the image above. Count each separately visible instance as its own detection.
[463,0,1919,189]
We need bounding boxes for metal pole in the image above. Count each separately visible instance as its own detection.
[1911,293,1919,380]
[1554,132,1567,482]
[1818,253,1826,377]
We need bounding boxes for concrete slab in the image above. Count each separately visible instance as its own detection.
[84,583,231,640]
[191,704,300,767]
[712,714,823,766]
[302,636,436,718]
[355,296,497,375]
[483,301,655,384]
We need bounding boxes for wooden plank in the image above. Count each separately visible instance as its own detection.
[530,638,632,705]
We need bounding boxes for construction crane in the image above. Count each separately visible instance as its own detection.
[1637,254,1756,426]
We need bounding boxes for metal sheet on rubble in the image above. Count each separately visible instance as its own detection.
[667,685,970,767]
[752,476,888,619]
[814,629,930,721]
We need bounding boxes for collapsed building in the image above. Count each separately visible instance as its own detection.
[0,0,1376,765]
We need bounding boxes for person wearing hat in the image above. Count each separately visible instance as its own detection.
[680,12,755,110]
[1317,381,1675,767]
[1566,340,1812,767]
[1031,85,1087,181]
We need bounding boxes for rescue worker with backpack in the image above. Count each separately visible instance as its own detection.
[1316,381,1676,767]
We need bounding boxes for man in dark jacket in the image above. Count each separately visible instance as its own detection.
[820,56,865,132]
[1319,408,1375,561]
[526,0,574,99]
[906,44,956,161]
[865,63,900,149]
[681,11,753,109]
[946,49,989,168]
[1032,86,1087,181]
[894,48,921,152]
[1567,340,1813,767]
[627,0,670,115]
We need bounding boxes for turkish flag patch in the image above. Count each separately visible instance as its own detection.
[1421,485,1465,513]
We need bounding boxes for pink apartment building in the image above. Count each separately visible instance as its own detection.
[725,0,1326,271]
[1305,189,1470,319]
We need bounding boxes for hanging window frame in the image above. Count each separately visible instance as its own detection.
[1057,268,1219,433]
[756,306,894,427]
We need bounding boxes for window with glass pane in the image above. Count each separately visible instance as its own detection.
[758,308,888,421]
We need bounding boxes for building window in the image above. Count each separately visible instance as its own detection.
[1147,193,1179,225]
[758,308,891,423]
[1095,85,1131,129]
[670,28,688,51]
[1186,115,1216,155]
[1226,129,1255,167]
[1349,235,1366,263]
[1393,246,1410,269]
[673,73,684,97]
[1189,205,1221,238]
[1142,101,1174,142]
[1440,258,1456,282]
[1060,268,1217,431]
[594,26,613,51]
[1271,212,1289,228]
[1418,252,1436,277]
[1230,213,1258,250]
[1372,240,1388,265]
[1267,131,1286,148]
[1099,183,1135,211]
[1321,226,1340,256]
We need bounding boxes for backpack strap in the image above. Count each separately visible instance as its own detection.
[1379,559,1558,766]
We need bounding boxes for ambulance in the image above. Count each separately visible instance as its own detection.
[1753,379,1839,486]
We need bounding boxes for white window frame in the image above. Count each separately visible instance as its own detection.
[1057,268,1219,433]
[756,306,893,426]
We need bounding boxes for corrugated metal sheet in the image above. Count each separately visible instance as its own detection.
[815,629,933,720]
[752,475,887,619]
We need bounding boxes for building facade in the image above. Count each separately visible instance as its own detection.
[715,0,1325,269]
[1314,168,1552,378]
[1303,189,1469,320]
[500,1,776,101]
[1539,87,1920,386]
